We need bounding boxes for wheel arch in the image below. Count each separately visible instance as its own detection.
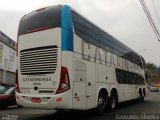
[96,86,109,105]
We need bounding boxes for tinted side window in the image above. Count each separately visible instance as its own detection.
[136,74,145,85]
[116,69,123,84]
[123,71,128,84]
[72,10,144,69]
[115,69,145,85]
[72,11,99,46]
[98,29,128,57]
[18,6,62,35]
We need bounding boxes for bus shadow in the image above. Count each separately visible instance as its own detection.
[27,100,151,120]
[117,99,146,109]
[27,109,116,120]
[0,105,19,110]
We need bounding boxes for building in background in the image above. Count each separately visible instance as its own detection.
[0,31,16,83]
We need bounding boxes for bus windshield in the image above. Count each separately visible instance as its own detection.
[18,6,61,36]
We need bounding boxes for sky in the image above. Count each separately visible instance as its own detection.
[0,0,160,66]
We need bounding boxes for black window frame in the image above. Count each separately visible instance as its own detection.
[115,69,145,85]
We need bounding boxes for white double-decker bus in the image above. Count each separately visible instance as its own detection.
[16,5,149,113]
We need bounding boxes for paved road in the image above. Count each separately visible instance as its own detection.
[0,92,160,120]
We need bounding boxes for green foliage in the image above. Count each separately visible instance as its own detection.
[145,62,160,75]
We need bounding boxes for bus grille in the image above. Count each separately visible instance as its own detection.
[20,45,58,75]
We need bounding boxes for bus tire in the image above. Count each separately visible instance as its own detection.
[108,91,118,112]
[136,96,144,103]
[143,88,146,97]
[137,89,144,102]
[95,92,107,114]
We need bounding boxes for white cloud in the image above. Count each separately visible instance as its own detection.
[0,0,54,11]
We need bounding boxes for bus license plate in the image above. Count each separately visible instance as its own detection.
[21,88,30,94]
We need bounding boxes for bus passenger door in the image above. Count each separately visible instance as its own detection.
[73,60,87,110]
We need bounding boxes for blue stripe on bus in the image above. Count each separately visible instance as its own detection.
[61,5,73,51]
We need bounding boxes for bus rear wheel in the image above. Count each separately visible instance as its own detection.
[108,92,118,112]
[95,92,107,114]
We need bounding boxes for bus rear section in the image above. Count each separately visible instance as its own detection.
[16,6,73,110]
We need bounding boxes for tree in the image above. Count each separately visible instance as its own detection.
[146,62,157,70]
[157,67,160,74]
[145,62,160,75]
